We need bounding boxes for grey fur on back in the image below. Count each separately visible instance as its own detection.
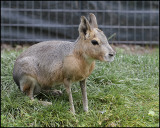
[13,40,77,87]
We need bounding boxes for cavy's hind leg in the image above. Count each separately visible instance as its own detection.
[20,75,52,106]
[19,75,37,100]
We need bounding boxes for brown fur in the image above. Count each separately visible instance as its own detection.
[22,84,30,94]
[63,53,95,82]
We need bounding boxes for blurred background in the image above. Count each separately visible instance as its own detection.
[1,1,159,46]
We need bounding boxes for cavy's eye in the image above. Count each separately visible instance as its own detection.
[91,40,99,45]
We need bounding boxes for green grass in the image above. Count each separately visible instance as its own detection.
[1,47,159,127]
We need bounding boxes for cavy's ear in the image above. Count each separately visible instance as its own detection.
[78,16,92,39]
[88,13,98,28]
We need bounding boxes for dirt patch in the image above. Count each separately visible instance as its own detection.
[111,44,158,55]
[1,43,159,55]
[1,44,30,52]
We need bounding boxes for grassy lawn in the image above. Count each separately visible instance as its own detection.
[1,46,159,127]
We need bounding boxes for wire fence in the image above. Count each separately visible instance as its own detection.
[1,1,159,45]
